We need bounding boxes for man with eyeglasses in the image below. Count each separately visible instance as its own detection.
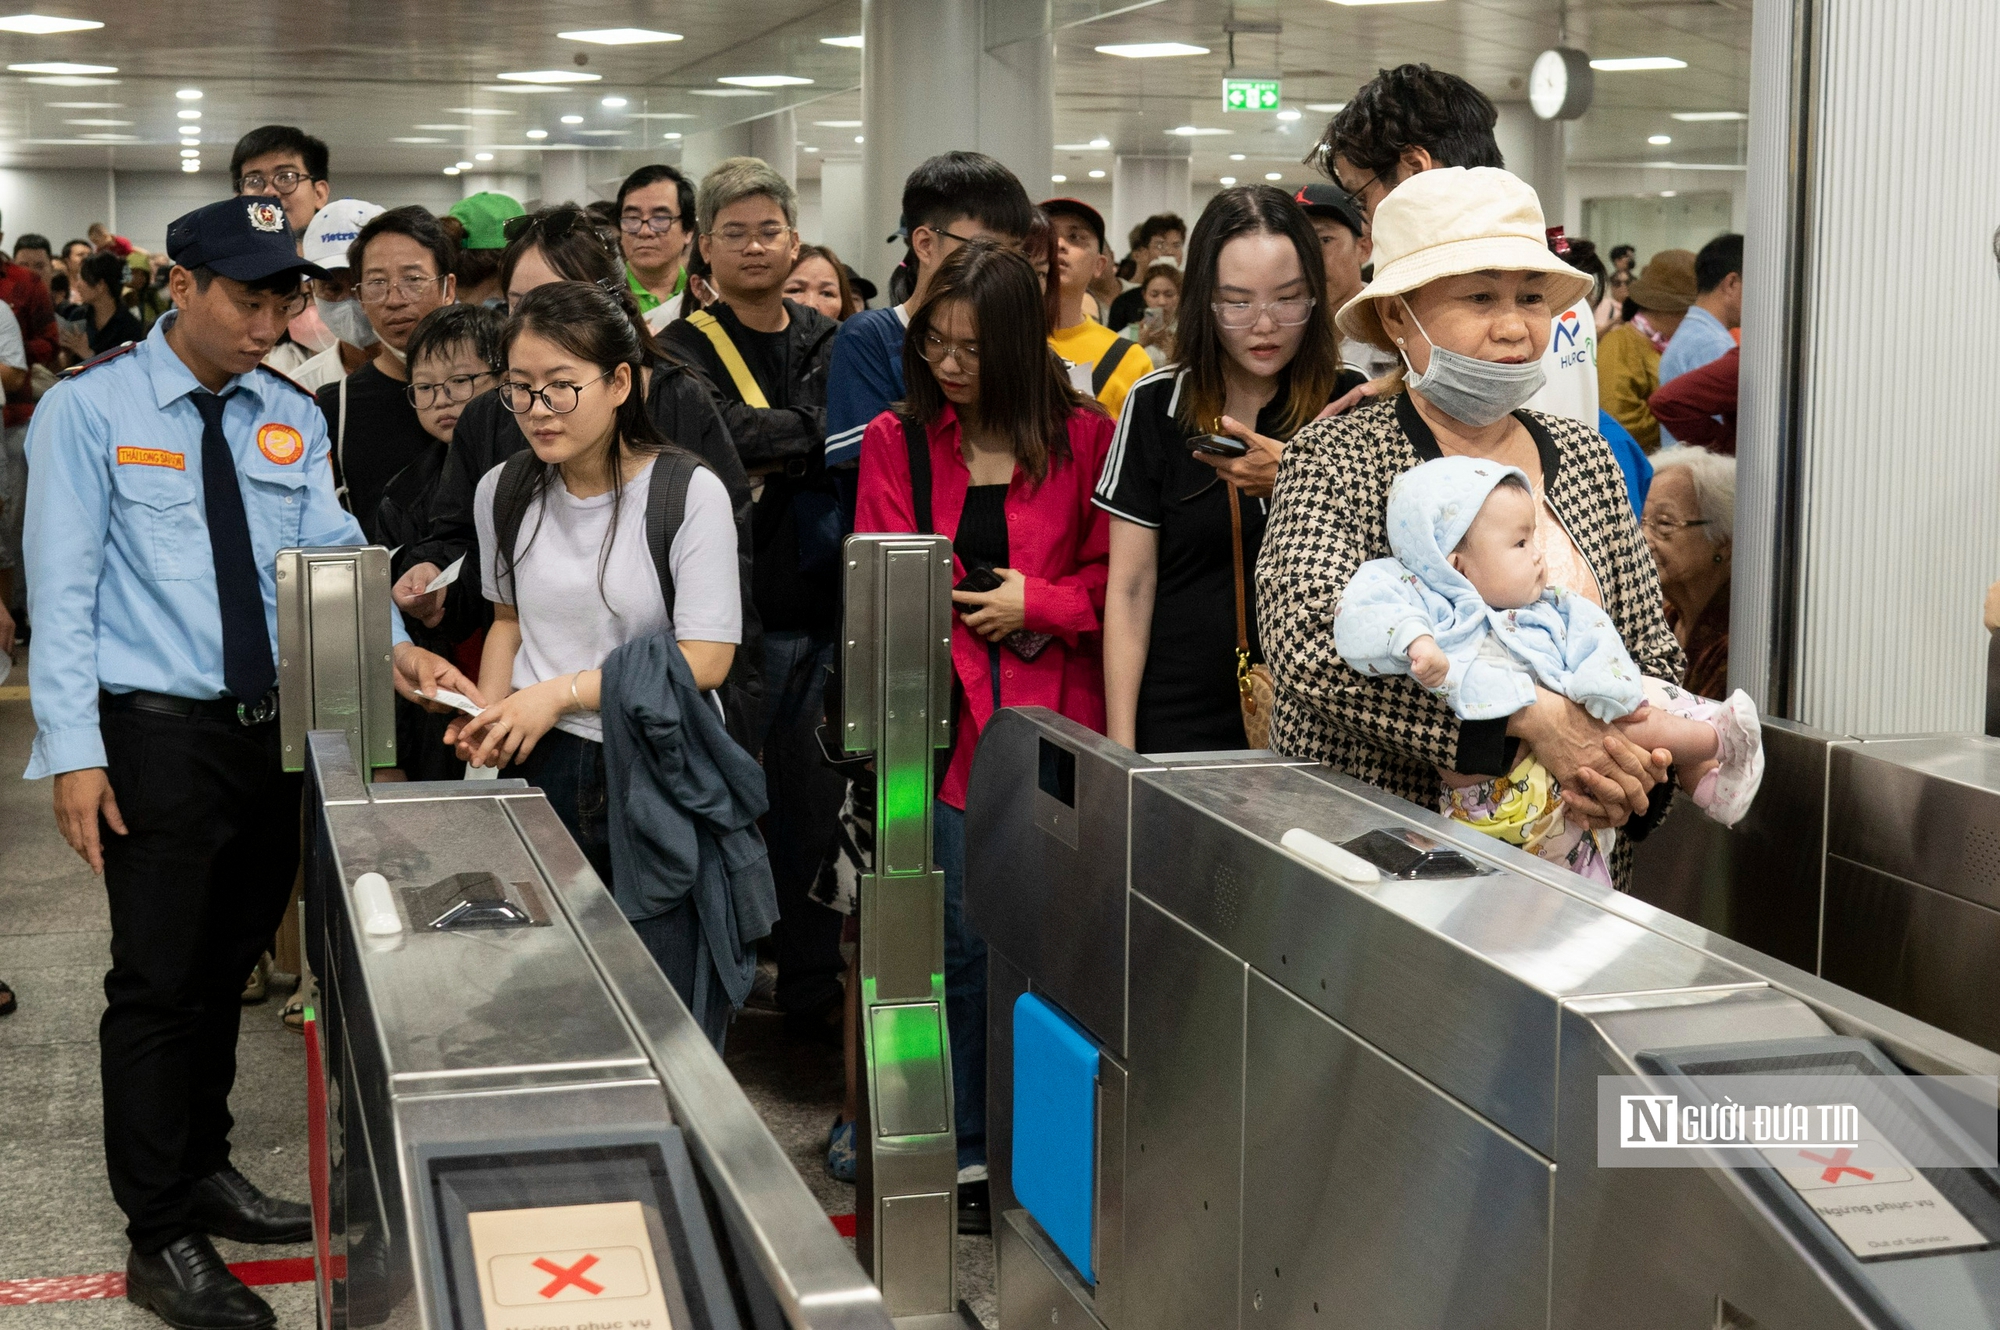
[21,196,478,1330]
[230,125,331,242]
[1044,196,1152,420]
[615,163,695,331]
[313,206,456,545]
[270,198,383,389]
[660,155,851,1055]
[1310,63,1599,427]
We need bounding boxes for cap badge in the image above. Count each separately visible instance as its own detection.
[247,200,285,233]
[257,422,305,465]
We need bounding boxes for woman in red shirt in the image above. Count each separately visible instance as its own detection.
[855,238,1113,1200]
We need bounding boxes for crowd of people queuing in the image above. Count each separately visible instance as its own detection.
[2,58,1766,1326]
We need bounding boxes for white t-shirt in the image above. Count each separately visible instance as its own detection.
[284,341,350,391]
[1526,297,1598,428]
[475,456,741,742]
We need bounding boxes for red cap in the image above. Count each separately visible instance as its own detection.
[1544,225,1569,257]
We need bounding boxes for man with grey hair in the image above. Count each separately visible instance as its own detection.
[660,156,847,1049]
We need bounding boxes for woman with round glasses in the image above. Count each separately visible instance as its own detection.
[1096,185,1360,753]
[1257,167,1685,890]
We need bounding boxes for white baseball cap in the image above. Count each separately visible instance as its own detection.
[302,198,385,270]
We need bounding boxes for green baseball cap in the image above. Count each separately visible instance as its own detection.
[448,192,525,250]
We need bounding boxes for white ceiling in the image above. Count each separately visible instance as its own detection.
[0,0,1750,191]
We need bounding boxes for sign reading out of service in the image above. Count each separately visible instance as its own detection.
[1223,78,1281,112]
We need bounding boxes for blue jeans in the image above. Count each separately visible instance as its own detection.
[934,801,986,1171]
[513,727,613,886]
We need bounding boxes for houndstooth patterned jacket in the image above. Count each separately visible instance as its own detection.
[1257,391,1686,886]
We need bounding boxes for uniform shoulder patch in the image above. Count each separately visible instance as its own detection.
[256,363,319,401]
[62,341,140,379]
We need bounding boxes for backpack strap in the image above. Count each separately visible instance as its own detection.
[333,371,351,505]
[644,449,706,625]
[899,413,932,535]
[1092,336,1138,398]
[685,308,770,409]
[489,449,543,600]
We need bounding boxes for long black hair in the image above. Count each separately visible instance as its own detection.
[498,204,676,365]
[899,239,1096,483]
[499,281,676,611]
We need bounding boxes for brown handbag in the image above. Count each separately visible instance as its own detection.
[1227,481,1277,749]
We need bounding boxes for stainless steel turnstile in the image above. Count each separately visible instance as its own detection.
[303,730,891,1330]
[968,708,2000,1330]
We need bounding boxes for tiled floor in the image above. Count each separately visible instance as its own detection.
[0,665,995,1328]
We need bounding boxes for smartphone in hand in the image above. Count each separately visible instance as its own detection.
[1190,434,1249,458]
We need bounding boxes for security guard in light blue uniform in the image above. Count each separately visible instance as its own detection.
[21,197,480,1330]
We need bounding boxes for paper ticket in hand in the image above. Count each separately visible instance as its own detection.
[423,555,466,595]
[427,688,484,717]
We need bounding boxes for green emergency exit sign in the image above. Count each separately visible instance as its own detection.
[1223,78,1282,112]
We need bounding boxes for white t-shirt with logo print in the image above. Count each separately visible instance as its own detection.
[1527,297,1598,428]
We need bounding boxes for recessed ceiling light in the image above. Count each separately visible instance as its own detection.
[414,123,468,131]
[64,117,129,126]
[631,111,696,120]
[1088,169,1106,179]
[689,88,769,97]
[447,107,514,116]
[179,148,199,158]
[497,70,600,84]
[47,100,120,107]
[718,74,813,88]
[814,120,862,128]
[474,152,493,161]
[1095,42,1208,58]
[1051,174,1067,183]
[821,34,863,48]
[560,114,583,124]
[1590,56,1688,71]
[483,84,557,93]
[558,27,681,44]
[1229,152,1246,161]
[1054,143,1106,152]
[801,145,818,152]
[525,128,548,139]
[1167,125,1231,136]
[1265,172,1283,180]
[177,109,200,119]
[1661,190,1678,197]
[0,13,103,33]
[391,136,445,144]
[1220,176,1237,185]
[661,132,682,140]
[601,96,627,108]
[1648,134,1672,145]
[854,135,864,143]
[1671,110,1748,122]
[7,60,114,73]
[1304,102,1345,113]
[455,160,474,170]
[78,131,133,140]
[176,88,201,99]
[181,160,199,172]
[1276,109,1302,122]
[444,166,460,176]
[573,129,628,136]
[1088,137,1110,148]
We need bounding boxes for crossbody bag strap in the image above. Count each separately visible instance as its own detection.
[1092,336,1137,398]
[1227,480,1252,696]
[686,309,771,410]
[334,371,350,504]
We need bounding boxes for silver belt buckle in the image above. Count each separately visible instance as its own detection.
[237,689,279,726]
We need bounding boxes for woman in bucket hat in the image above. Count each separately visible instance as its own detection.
[1257,166,1687,891]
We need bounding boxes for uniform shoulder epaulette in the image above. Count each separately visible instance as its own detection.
[255,362,319,401]
[61,340,139,379]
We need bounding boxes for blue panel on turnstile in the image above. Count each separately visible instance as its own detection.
[1013,991,1098,1284]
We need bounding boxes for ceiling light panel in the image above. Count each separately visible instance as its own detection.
[690,88,769,97]
[1672,110,1748,121]
[1095,42,1208,58]
[821,35,863,48]
[1326,0,1443,6]
[9,60,116,73]
[496,70,600,84]
[1590,56,1688,71]
[557,28,681,44]
[1167,125,1231,136]
[718,74,813,87]
[447,107,514,116]
[0,13,103,32]
[814,120,862,128]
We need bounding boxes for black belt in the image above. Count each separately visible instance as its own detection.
[102,687,280,726]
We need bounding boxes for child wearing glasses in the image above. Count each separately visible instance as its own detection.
[1334,454,1763,885]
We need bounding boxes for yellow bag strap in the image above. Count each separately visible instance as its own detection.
[686,309,770,410]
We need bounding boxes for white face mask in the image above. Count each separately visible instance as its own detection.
[1396,298,1545,428]
[314,293,378,349]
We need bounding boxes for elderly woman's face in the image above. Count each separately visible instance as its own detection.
[1642,467,1728,588]
[1379,270,1554,375]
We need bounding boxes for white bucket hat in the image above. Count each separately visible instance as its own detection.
[302,198,384,270]
[1335,166,1592,350]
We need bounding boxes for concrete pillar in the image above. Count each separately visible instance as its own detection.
[681,123,754,185]
[537,149,589,208]
[978,30,1053,209]
[749,108,798,187]
[1735,0,2000,732]
[862,0,982,293]
[1110,156,1190,255]
[1492,103,1565,228]
[820,157,869,282]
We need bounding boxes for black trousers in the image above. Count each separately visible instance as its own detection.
[759,630,848,1016]
[98,703,302,1253]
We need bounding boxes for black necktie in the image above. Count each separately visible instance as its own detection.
[193,391,275,704]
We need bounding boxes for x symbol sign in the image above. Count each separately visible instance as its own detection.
[1799,1148,1875,1185]
[533,1254,605,1299]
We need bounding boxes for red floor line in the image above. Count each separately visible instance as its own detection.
[1,1222,858,1305]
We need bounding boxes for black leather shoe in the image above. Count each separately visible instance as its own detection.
[957,1179,991,1235]
[187,1168,312,1245]
[126,1234,275,1330]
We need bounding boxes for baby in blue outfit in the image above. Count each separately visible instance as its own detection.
[1336,456,1761,873]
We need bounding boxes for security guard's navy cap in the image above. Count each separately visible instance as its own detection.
[166,198,328,283]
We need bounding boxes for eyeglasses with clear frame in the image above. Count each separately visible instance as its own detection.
[707,223,792,252]
[918,332,980,370]
[620,211,681,235]
[1640,515,1712,538]
[358,275,446,305]
[405,372,496,410]
[1210,297,1317,329]
[498,372,612,415]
